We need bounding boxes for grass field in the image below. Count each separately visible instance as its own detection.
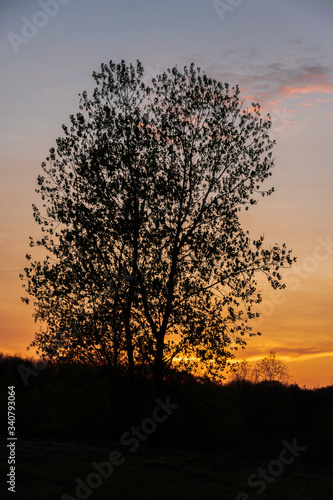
[2,438,333,500]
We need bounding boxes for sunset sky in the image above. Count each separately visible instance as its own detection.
[1,0,332,387]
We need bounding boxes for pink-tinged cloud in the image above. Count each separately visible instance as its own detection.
[316,98,333,103]
[216,58,333,112]
[280,82,333,98]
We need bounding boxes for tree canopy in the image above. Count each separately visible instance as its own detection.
[21,60,295,392]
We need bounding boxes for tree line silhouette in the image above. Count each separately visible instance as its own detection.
[1,353,332,466]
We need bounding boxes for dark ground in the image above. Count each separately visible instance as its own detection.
[1,356,333,499]
[1,438,333,500]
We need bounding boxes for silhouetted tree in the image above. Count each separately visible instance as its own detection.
[232,359,251,382]
[232,352,291,384]
[252,351,291,384]
[21,60,295,396]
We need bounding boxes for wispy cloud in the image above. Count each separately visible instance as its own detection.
[242,63,333,104]
[201,44,333,119]
[286,350,333,363]
[280,66,333,97]
[243,345,333,364]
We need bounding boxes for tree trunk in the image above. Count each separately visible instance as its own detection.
[154,336,165,398]
[124,317,137,419]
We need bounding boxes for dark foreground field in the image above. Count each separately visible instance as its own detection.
[1,438,333,500]
[1,356,333,499]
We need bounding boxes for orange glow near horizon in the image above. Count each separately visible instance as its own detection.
[1,272,332,389]
[1,1,332,389]
[1,143,332,388]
